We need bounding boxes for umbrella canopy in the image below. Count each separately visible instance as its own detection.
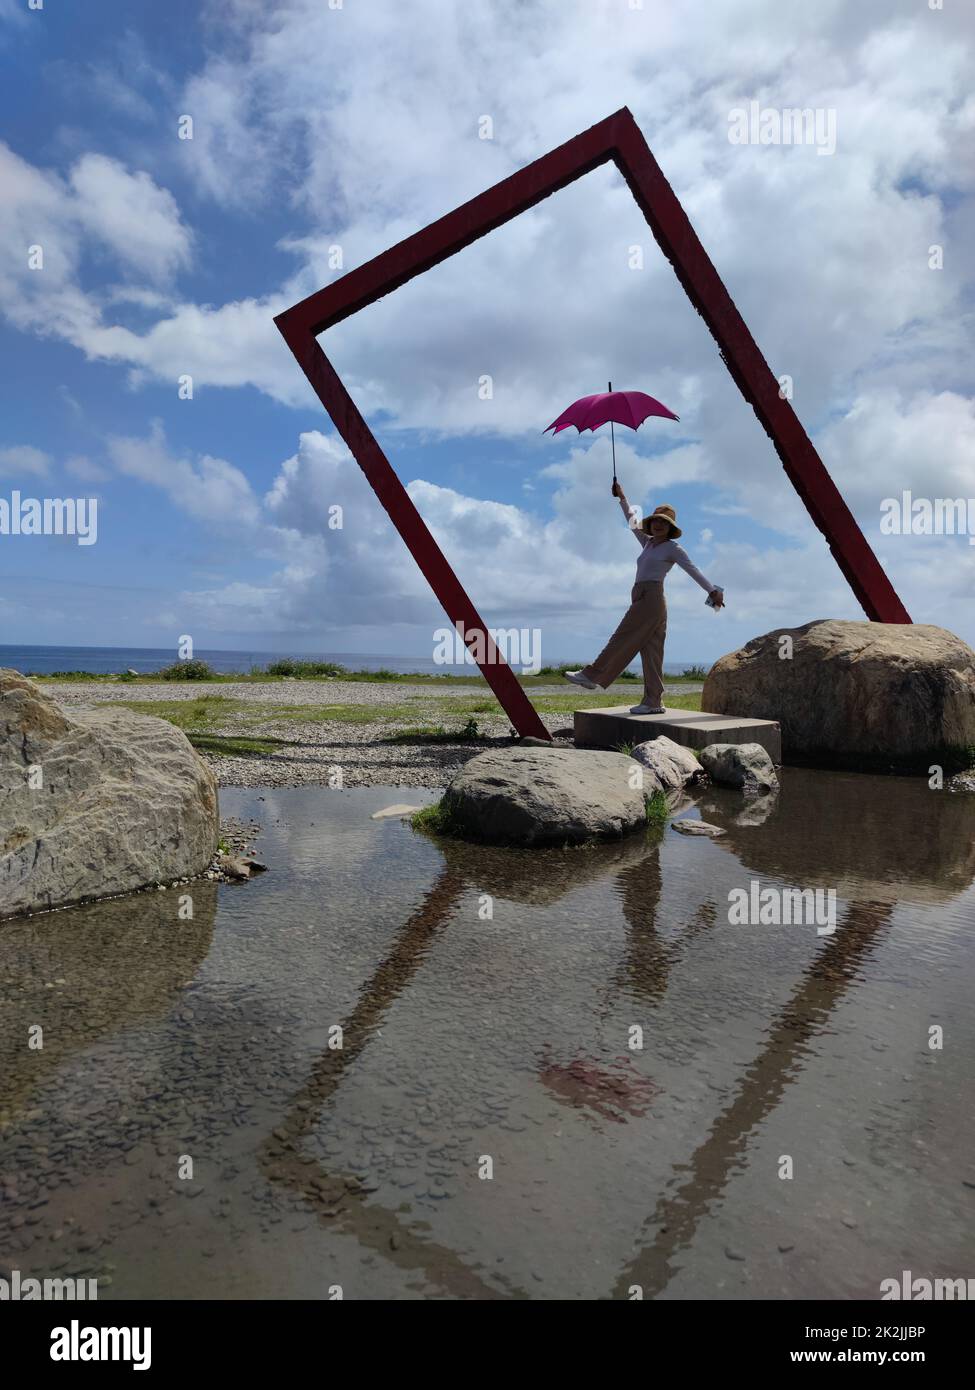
[544,381,678,479]
[544,388,679,436]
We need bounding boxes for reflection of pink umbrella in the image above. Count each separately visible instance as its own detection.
[537,1048,661,1128]
[544,380,679,482]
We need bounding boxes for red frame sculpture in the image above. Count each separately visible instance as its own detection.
[275,105,911,740]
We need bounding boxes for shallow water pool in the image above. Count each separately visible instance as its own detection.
[1,770,973,1299]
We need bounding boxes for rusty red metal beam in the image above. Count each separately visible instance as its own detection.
[611,116,910,624]
[275,106,909,739]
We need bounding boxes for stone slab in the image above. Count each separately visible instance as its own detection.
[573,705,782,763]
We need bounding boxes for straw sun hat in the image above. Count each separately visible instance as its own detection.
[640,504,682,539]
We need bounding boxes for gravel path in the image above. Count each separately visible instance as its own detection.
[43,678,703,789]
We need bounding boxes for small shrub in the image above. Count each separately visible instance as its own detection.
[346,666,401,681]
[265,658,346,677]
[681,665,709,681]
[33,670,100,680]
[644,790,669,827]
[158,659,215,681]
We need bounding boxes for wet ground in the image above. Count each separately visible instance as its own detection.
[1,769,974,1300]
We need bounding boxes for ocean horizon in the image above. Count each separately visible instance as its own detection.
[0,644,703,678]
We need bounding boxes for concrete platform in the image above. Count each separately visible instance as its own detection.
[574,705,782,762]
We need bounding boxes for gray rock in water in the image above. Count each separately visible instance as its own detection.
[671,819,725,837]
[442,746,648,845]
[702,619,975,769]
[630,734,702,792]
[699,742,779,794]
[1,668,218,919]
[217,854,253,880]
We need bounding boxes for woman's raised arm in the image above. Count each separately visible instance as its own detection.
[612,482,647,545]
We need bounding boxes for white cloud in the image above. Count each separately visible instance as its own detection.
[69,153,192,280]
[105,420,260,526]
[0,141,194,369]
[0,445,51,477]
[66,454,109,483]
[817,389,975,509]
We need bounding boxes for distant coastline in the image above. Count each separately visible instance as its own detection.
[0,644,701,678]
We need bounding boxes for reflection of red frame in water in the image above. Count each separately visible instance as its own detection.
[275,105,911,739]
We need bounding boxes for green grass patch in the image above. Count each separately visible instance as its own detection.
[97,697,289,756]
[644,790,670,827]
[436,698,502,717]
[409,799,464,836]
[103,695,239,730]
[252,701,419,725]
[186,732,289,757]
[101,695,427,730]
[98,691,702,735]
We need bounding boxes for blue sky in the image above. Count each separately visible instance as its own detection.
[1,0,973,667]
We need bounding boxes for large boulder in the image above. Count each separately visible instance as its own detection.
[702,620,975,770]
[1,669,219,919]
[441,746,648,845]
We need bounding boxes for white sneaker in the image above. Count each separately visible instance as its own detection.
[563,670,599,691]
[630,703,666,715]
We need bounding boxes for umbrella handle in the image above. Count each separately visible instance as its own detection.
[608,380,616,481]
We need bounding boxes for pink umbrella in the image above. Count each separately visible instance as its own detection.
[544,380,679,482]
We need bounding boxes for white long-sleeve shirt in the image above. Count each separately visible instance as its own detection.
[620,495,719,593]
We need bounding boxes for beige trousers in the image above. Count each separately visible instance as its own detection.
[581,580,667,704]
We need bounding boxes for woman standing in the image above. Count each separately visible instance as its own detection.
[564,481,725,714]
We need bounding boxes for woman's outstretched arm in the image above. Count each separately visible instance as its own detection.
[672,544,725,605]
